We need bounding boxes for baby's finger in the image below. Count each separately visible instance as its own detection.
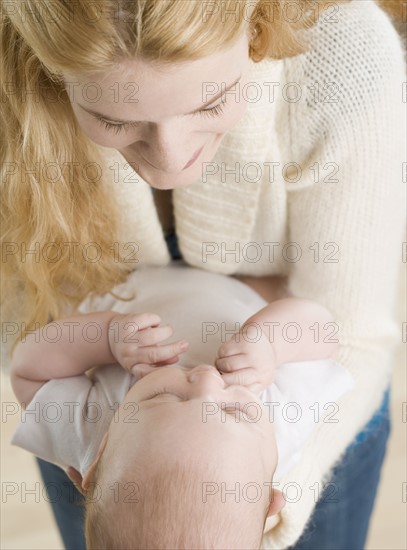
[155,355,180,366]
[216,338,243,359]
[133,324,173,347]
[126,312,162,332]
[219,367,259,387]
[136,340,189,365]
[215,353,248,373]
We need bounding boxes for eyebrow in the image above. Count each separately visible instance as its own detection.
[77,74,242,124]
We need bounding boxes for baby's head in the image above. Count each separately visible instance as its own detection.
[83,365,283,549]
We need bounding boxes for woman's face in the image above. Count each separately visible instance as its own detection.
[64,31,253,189]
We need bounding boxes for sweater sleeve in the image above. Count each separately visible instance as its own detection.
[284,3,405,367]
[261,1,406,547]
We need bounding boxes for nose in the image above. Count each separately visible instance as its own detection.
[187,364,225,396]
[188,364,221,378]
[140,122,196,173]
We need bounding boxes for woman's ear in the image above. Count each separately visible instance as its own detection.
[80,432,109,493]
[266,488,286,517]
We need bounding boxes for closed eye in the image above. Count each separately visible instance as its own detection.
[221,404,254,421]
[96,101,226,134]
[142,391,255,421]
[198,101,225,119]
[144,388,182,401]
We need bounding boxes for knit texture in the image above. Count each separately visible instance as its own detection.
[96,1,406,546]
[3,0,405,547]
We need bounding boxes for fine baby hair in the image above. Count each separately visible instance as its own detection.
[85,453,276,550]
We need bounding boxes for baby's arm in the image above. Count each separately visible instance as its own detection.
[10,310,188,406]
[215,297,339,390]
[10,310,118,406]
[246,297,339,366]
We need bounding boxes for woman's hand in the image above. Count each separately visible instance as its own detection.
[108,312,189,376]
[214,323,277,393]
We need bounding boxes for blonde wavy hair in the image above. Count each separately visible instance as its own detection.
[4,0,402,360]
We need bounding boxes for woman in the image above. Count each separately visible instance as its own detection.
[1,1,405,548]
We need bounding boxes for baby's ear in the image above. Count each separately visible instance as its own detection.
[266,488,286,517]
[66,466,85,495]
[80,432,109,493]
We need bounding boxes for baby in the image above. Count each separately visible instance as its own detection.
[11,263,351,550]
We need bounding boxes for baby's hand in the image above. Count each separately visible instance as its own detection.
[108,312,189,375]
[214,325,276,393]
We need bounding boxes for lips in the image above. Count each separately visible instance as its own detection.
[189,364,223,382]
[135,144,204,172]
[182,145,204,170]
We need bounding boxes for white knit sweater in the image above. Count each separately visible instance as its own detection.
[89,0,407,545]
[3,0,405,547]
[94,1,406,546]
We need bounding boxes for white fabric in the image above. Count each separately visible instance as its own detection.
[11,263,354,483]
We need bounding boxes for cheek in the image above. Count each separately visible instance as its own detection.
[80,122,137,149]
[211,99,249,134]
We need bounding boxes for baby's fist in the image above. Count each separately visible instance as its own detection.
[108,312,188,371]
[215,328,276,393]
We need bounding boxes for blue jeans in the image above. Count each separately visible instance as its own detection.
[289,388,391,550]
[37,388,390,550]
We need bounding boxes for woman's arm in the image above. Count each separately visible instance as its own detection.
[262,3,406,546]
[279,0,405,399]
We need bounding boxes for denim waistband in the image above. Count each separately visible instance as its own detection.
[165,229,183,261]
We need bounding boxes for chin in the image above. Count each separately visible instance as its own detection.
[135,133,224,189]
[145,170,202,190]
[139,156,214,190]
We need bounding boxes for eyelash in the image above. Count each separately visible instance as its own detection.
[147,386,173,399]
[222,405,247,418]
[97,102,225,134]
[147,390,248,418]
